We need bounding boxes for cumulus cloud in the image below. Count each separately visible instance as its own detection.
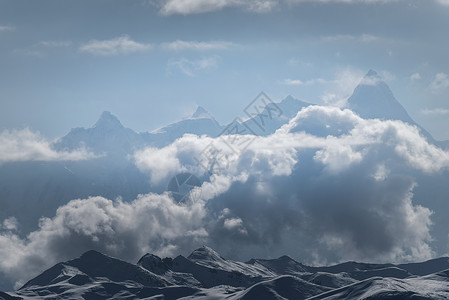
[319,68,366,107]
[166,55,221,76]
[156,0,449,15]
[0,194,207,288]
[289,0,399,3]
[159,0,278,15]
[133,105,447,261]
[0,128,96,164]
[158,0,407,15]
[79,35,151,56]
[3,105,448,288]
[162,40,234,51]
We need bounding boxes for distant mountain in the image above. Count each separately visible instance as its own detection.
[347,70,414,123]
[146,106,224,146]
[53,111,145,156]
[230,95,311,136]
[54,108,224,154]
[347,70,437,142]
[0,109,224,234]
[3,247,449,299]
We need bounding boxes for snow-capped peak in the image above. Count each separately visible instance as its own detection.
[187,246,225,262]
[93,111,124,130]
[365,69,380,78]
[190,106,214,119]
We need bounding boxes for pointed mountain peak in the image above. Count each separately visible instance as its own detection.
[347,71,415,124]
[187,246,225,262]
[80,249,109,261]
[94,111,124,130]
[365,69,380,78]
[137,253,172,275]
[360,69,383,86]
[282,95,297,103]
[191,106,213,119]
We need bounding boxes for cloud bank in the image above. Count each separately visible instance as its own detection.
[2,106,448,288]
[80,35,152,56]
[0,128,96,164]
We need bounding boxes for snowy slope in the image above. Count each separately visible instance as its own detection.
[3,247,449,300]
[347,70,436,142]
[308,270,449,300]
[146,106,224,146]
[53,111,146,156]
[227,95,311,137]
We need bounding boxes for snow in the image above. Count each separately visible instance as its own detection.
[3,247,449,299]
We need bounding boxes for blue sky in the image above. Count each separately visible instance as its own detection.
[1,0,449,139]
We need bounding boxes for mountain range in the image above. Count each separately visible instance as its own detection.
[1,246,449,299]
[1,70,449,295]
[2,70,446,233]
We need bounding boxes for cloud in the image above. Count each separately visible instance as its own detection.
[289,0,399,3]
[159,0,278,15]
[162,40,234,51]
[166,55,221,76]
[410,72,421,81]
[319,68,366,107]
[323,33,383,43]
[0,128,96,164]
[429,72,449,94]
[0,25,14,32]
[421,108,449,116]
[282,79,304,85]
[2,106,448,288]
[38,41,72,48]
[157,0,448,15]
[133,105,447,261]
[79,35,151,56]
[0,194,207,288]
[436,0,449,5]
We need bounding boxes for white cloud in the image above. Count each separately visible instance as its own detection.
[410,72,421,81]
[320,68,366,107]
[159,0,278,15]
[0,25,15,32]
[315,68,395,107]
[429,72,449,94]
[0,128,96,164]
[162,40,234,51]
[436,0,449,6]
[0,194,207,288]
[323,34,383,43]
[158,0,447,15]
[3,105,449,287]
[2,217,18,232]
[282,78,304,85]
[421,108,449,116]
[79,35,151,56]
[167,55,221,76]
[132,105,447,261]
[38,41,72,47]
[290,0,399,3]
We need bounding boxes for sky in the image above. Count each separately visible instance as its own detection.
[1,0,449,140]
[2,1,449,290]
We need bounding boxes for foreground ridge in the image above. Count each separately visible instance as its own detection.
[2,247,449,299]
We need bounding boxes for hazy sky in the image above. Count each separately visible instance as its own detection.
[1,0,449,139]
